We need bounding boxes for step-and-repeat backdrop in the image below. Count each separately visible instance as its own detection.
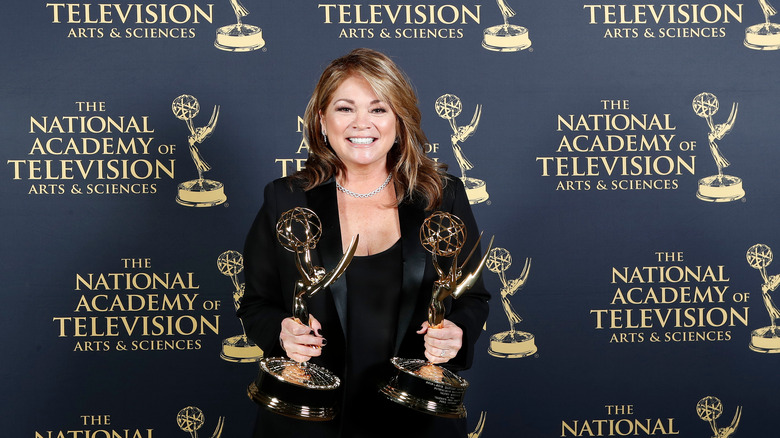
[3,0,780,436]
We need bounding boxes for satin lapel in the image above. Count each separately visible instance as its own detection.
[305,180,349,336]
[395,199,428,354]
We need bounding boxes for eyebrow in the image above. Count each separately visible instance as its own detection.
[332,98,384,106]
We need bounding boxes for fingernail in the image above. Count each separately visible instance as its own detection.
[316,329,322,336]
[309,330,315,335]
[321,338,328,346]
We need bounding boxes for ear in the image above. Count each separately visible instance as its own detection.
[318,110,326,136]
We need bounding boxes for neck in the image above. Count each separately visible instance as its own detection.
[337,166,390,189]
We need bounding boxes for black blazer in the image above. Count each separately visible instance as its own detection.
[238,175,490,436]
[238,176,490,438]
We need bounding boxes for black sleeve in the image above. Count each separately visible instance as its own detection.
[237,180,292,357]
[441,176,491,371]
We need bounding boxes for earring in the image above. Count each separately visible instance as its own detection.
[322,132,328,144]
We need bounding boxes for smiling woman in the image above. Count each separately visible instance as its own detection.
[238,48,491,437]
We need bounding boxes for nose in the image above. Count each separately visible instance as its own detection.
[352,110,371,129]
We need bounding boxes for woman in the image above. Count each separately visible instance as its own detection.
[239,48,490,437]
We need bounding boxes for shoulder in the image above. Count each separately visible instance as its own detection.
[439,174,467,210]
[264,176,305,194]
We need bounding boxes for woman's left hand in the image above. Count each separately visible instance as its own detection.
[416,319,463,364]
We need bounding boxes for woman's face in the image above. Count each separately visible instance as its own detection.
[320,74,397,173]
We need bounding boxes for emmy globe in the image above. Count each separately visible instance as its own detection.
[696,396,742,437]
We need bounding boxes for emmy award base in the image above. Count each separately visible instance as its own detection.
[744,23,780,50]
[482,25,532,52]
[215,24,265,52]
[696,175,745,202]
[462,177,489,205]
[176,179,227,207]
[749,326,780,353]
[221,335,263,363]
[488,331,537,358]
[248,358,341,421]
[380,357,469,418]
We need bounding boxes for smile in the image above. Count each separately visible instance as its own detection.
[348,137,375,145]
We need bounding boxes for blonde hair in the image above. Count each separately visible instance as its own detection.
[294,48,446,210]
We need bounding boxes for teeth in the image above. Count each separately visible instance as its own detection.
[349,137,374,145]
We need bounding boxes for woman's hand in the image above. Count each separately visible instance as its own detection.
[279,314,327,363]
[416,319,463,364]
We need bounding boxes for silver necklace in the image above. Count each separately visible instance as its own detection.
[336,174,392,198]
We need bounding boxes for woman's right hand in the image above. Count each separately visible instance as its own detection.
[279,315,326,363]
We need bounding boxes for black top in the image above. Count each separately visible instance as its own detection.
[342,239,403,437]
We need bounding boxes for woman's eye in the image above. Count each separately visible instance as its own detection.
[371,107,387,114]
[336,106,352,112]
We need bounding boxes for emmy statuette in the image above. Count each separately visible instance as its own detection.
[380,212,493,418]
[486,248,536,358]
[217,250,263,362]
[746,243,780,352]
[248,207,359,421]
[214,0,265,52]
[171,94,227,207]
[692,92,745,202]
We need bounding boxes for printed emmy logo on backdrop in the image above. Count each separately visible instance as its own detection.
[215,0,265,51]
[486,248,536,358]
[482,0,531,52]
[435,94,489,204]
[217,250,263,362]
[177,406,224,438]
[692,92,745,202]
[745,0,780,49]
[746,243,780,352]
[696,396,741,438]
[172,94,227,207]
